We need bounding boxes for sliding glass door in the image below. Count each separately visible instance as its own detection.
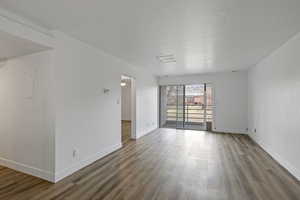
[159,85,185,129]
[159,84,214,131]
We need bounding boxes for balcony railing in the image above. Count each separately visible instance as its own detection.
[166,104,213,123]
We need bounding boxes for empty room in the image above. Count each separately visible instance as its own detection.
[0,0,299,199]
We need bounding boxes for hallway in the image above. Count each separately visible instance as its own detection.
[0,129,299,200]
[122,120,131,144]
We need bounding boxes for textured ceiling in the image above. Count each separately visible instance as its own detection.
[1,0,300,75]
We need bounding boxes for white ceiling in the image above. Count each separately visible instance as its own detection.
[0,30,50,61]
[1,0,300,76]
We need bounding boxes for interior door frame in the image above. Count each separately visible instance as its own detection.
[121,75,137,139]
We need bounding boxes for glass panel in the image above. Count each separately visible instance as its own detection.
[176,85,185,129]
[160,85,184,129]
[205,84,214,123]
[184,84,206,130]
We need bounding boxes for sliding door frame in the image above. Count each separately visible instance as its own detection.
[159,83,214,130]
[175,85,185,129]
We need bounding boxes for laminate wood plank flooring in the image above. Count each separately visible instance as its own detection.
[121,120,131,144]
[0,128,299,200]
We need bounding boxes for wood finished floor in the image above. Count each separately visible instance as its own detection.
[121,120,131,144]
[0,129,299,200]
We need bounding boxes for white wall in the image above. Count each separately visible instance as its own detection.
[0,10,55,181]
[0,8,54,48]
[51,31,158,181]
[0,16,158,182]
[0,51,55,181]
[159,71,248,134]
[121,80,131,121]
[248,32,300,180]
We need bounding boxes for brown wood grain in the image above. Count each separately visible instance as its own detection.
[0,128,299,200]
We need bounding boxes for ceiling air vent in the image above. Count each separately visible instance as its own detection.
[156,54,176,64]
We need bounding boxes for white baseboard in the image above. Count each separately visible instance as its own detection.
[54,142,122,183]
[136,127,158,139]
[214,128,248,134]
[0,157,54,182]
[250,135,300,181]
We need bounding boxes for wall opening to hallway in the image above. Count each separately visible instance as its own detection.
[121,75,136,143]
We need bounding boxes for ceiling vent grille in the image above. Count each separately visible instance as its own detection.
[157,54,176,63]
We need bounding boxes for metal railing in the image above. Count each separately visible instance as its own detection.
[166,104,213,123]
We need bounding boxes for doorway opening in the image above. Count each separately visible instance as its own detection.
[121,75,136,144]
[159,84,214,131]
